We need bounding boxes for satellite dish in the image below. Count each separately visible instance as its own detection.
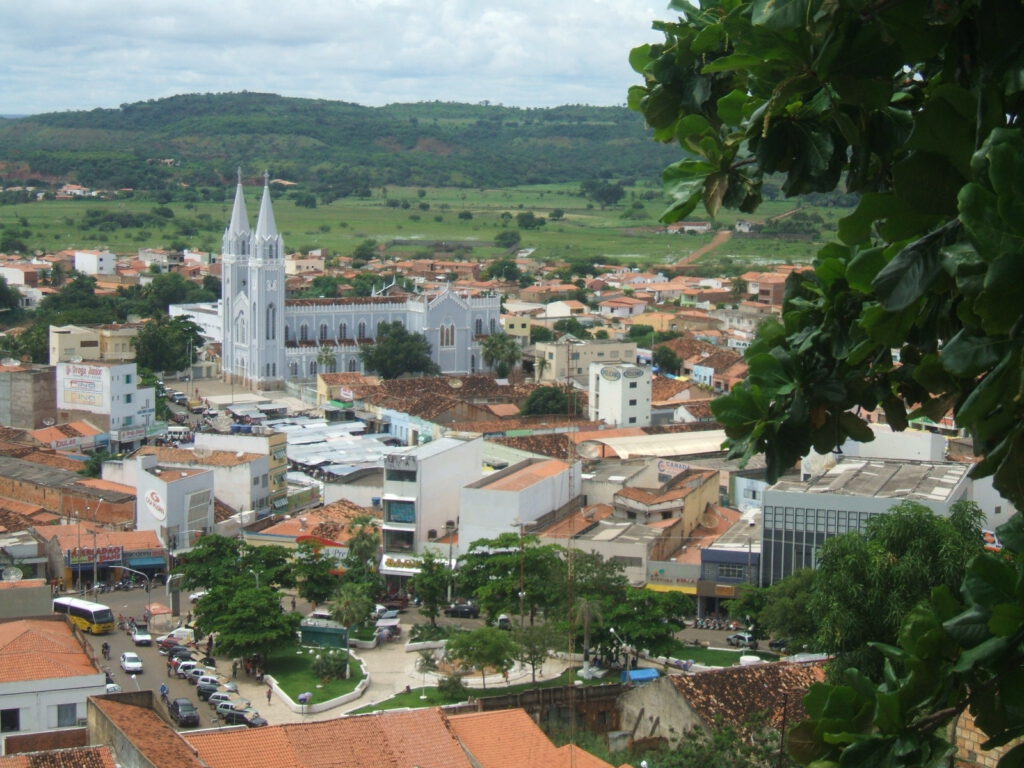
[193,446,212,460]
[70,355,83,363]
[43,417,55,427]
[2,566,23,583]
[447,378,463,389]
[0,358,18,367]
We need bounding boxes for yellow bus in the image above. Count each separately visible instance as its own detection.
[52,597,116,634]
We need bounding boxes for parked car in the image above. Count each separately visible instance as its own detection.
[175,660,200,678]
[167,697,201,727]
[496,614,512,631]
[215,700,253,718]
[726,632,759,649]
[120,652,144,673]
[221,709,268,728]
[208,691,248,709]
[131,623,152,646]
[189,590,208,603]
[196,682,221,702]
[768,638,789,651]
[186,666,217,685]
[444,602,480,619]
[105,682,122,694]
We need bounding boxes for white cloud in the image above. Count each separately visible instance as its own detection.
[0,0,680,115]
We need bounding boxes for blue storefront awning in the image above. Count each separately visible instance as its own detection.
[128,557,167,569]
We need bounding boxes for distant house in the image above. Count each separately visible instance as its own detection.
[666,221,713,234]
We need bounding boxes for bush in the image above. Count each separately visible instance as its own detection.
[312,651,349,682]
[409,623,461,642]
[437,674,468,700]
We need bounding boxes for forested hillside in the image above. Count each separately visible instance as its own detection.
[0,92,678,195]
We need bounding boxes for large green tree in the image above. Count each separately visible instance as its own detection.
[445,626,519,689]
[809,500,984,678]
[131,314,203,374]
[292,540,341,606]
[410,549,450,627]
[631,0,1024,510]
[358,321,439,379]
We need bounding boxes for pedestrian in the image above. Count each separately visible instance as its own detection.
[291,596,296,612]
[266,686,272,705]
[231,660,238,678]
[185,612,191,625]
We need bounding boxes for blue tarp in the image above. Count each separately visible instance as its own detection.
[620,668,660,684]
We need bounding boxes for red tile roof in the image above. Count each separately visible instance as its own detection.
[0,618,97,682]
[0,746,117,768]
[89,697,207,768]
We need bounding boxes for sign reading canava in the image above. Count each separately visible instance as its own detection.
[144,489,166,521]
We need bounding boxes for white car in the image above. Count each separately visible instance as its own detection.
[189,590,208,603]
[105,682,122,694]
[120,652,143,673]
[131,625,152,646]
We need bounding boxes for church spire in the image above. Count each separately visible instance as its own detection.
[226,167,250,238]
[254,170,278,240]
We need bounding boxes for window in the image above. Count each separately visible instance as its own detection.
[610,555,642,568]
[475,318,483,334]
[385,468,417,482]
[358,321,366,339]
[289,362,299,377]
[385,500,416,523]
[629,399,637,406]
[347,358,357,372]
[339,323,348,340]
[56,703,77,728]
[253,477,259,486]
[125,374,132,384]
[319,323,328,342]
[996,505,1003,514]
[126,393,133,404]
[629,382,637,389]
[490,318,496,333]
[718,564,746,580]
[122,416,133,426]
[440,324,456,347]
[266,304,276,340]
[309,361,317,375]
[1,708,19,732]
[299,324,309,342]
[628,416,637,423]
[384,530,415,552]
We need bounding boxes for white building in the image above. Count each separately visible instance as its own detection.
[55,361,157,451]
[588,362,652,428]
[124,453,215,551]
[169,301,222,343]
[0,617,107,736]
[459,458,580,554]
[220,172,501,390]
[379,437,482,592]
[73,250,116,276]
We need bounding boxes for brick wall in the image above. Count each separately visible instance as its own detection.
[954,709,1021,768]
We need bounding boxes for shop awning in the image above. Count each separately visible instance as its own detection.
[128,557,167,569]
[645,583,697,595]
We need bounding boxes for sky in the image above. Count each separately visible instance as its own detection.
[0,1,682,116]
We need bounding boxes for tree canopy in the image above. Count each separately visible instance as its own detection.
[630,0,1024,508]
[131,314,204,375]
[480,333,521,378]
[358,321,440,379]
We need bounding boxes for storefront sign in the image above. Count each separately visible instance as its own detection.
[144,490,166,521]
[67,545,123,566]
[383,556,421,570]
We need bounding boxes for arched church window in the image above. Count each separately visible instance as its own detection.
[309,361,317,376]
[300,324,309,342]
[339,323,348,340]
[266,304,276,340]
[489,318,496,333]
[475,318,483,335]
[358,321,366,339]
[289,362,298,377]
[319,323,328,342]
[347,358,357,372]
[471,355,476,372]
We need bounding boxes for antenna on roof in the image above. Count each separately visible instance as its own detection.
[2,567,22,583]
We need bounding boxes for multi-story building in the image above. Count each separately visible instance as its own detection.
[122,454,215,552]
[49,323,142,365]
[193,429,288,514]
[55,361,157,451]
[73,250,116,276]
[136,445,271,516]
[534,337,637,384]
[0,362,57,428]
[588,361,651,427]
[379,437,482,593]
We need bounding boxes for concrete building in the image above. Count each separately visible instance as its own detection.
[193,429,288,513]
[0,363,57,429]
[55,361,157,451]
[379,437,482,592]
[534,337,637,384]
[588,361,651,428]
[459,458,580,555]
[0,530,49,585]
[33,524,167,588]
[168,301,222,343]
[120,454,214,552]
[73,250,115,276]
[0,579,51,621]
[761,457,972,585]
[48,324,141,366]
[0,617,107,736]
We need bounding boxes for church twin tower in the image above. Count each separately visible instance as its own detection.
[219,171,501,392]
[220,171,286,389]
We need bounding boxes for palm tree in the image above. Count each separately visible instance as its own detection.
[535,356,549,382]
[480,333,521,378]
[571,596,603,663]
[316,346,336,374]
[330,582,373,630]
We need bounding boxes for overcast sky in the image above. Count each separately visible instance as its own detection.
[1,1,681,116]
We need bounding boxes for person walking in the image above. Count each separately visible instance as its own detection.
[231,660,238,678]
[266,686,272,705]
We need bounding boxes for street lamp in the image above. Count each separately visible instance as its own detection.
[119,566,152,624]
[249,569,260,589]
[445,519,456,603]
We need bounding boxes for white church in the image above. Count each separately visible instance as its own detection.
[220,173,501,390]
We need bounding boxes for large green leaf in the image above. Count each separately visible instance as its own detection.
[751,0,808,29]
[873,220,961,311]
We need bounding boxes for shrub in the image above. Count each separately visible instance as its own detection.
[437,674,468,700]
[312,651,349,682]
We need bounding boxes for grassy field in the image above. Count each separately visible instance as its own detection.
[0,183,830,269]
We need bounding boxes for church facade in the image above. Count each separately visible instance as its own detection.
[220,174,501,390]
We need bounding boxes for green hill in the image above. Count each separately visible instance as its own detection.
[0,92,678,195]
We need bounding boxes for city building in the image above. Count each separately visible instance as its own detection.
[193,429,288,513]
[55,361,158,451]
[33,524,167,588]
[48,324,142,366]
[588,361,652,428]
[760,457,972,585]
[117,454,214,552]
[0,363,57,429]
[72,250,115,276]
[0,617,107,736]
[534,337,637,384]
[220,173,501,390]
[379,437,482,592]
